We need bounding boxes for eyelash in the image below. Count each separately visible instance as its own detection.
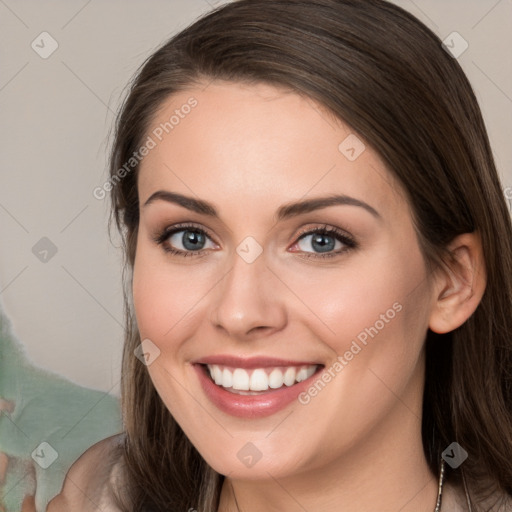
[152,222,357,260]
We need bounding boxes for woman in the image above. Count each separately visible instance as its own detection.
[48,0,512,510]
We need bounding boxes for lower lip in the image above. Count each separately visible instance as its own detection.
[193,364,323,419]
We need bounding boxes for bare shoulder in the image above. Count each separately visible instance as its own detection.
[47,433,125,511]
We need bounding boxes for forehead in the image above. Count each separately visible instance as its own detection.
[137,81,406,218]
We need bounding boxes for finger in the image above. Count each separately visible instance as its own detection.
[0,399,14,414]
[21,495,36,512]
[0,453,8,484]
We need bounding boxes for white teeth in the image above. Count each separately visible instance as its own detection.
[232,368,250,390]
[222,367,233,388]
[297,367,315,382]
[269,368,284,389]
[206,364,319,392]
[307,365,316,378]
[283,367,296,386]
[250,369,269,391]
[212,366,223,385]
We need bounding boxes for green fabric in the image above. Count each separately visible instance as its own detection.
[0,305,123,511]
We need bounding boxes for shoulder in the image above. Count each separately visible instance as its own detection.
[47,433,126,512]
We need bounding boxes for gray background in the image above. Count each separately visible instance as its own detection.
[1,0,511,395]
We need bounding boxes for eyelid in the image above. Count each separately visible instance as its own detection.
[152,222,219,250]
[153,222,357,259]
[294,223,354,243]
[290,224,357,259]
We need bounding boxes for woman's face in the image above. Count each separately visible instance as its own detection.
[133,81,436,480]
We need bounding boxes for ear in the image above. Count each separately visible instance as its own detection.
[428,232,487,334]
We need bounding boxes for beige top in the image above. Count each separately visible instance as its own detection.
[93,458,125,511]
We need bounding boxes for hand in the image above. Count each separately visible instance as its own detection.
[0,398,37,512]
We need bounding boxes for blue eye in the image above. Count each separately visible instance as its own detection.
[292,225,356,259]
[153,223,357,259]
[153,223,217,257]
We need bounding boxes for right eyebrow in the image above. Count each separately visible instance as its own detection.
[143,190,217,216]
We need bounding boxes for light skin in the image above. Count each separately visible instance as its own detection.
[48,80,486,511]
[130,81,486,512]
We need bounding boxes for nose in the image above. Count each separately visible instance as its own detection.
[209,247,287,340]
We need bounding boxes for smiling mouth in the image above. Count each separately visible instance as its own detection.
[199,363,324,394]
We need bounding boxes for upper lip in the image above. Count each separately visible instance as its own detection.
[192,355,323,369]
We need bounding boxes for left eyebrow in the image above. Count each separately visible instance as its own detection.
[142,190,381,220]
[276,194,381,221]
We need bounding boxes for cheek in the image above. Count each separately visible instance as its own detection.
[291,256,431,466]
[132,240,214,347]
[297,242,432,428]
[297,249,428,348]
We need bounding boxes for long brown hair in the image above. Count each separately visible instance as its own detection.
[107,1,512,510]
